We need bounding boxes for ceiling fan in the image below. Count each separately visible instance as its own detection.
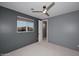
[32,2,55,16]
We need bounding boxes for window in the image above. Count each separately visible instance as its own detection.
[17,16,34,32]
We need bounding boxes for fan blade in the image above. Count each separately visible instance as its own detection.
[32,11,42,13]
[47,2,55,11]
[45,13,49,16]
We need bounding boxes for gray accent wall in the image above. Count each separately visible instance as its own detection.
[48,10,79,51]
[0,6,39,54]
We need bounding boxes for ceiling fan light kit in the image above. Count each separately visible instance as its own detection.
[43,9,47,13]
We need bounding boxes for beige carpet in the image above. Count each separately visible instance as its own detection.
[3,40,79,56]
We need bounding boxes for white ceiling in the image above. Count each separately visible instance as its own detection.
[0,2,79,19]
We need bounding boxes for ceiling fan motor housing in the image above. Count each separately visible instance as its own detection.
[43,6,46,9]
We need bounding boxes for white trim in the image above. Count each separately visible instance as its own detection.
[38,20,43,42]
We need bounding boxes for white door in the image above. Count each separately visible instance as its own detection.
[38,20,43,42]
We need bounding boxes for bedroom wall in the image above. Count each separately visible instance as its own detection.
[0,6,39,54]
[48,10,79,51]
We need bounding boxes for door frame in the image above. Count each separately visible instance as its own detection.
[38,19,48,42]
[42,19,48,42]
[38,20,43,42]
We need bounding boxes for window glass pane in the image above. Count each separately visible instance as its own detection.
[17,16,34,32]
[17,21,26,27]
